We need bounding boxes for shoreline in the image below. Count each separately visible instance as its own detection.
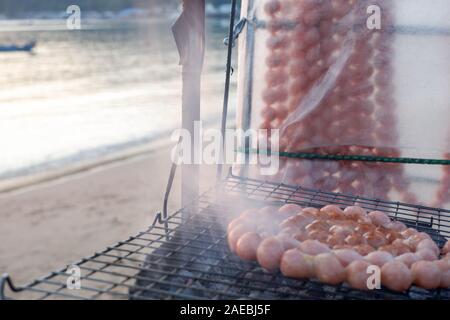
[0,136,174,195]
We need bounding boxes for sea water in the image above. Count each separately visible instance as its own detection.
[0,18,235,180]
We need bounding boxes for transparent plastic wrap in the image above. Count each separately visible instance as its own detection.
[233,0,450,208]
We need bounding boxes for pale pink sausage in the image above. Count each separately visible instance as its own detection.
[355,223,374,235]
[299,239,331,256]
[301,207,320,218]
[305,220,330,232]
[256,237,285,272]
[327,234,346,247]
[266,35,289,50]
[307,230,329,243]
[329,225,353,238]
[411,261,442,289]
[276,234,302,251]
[262,87,288,105]
[333,249,363,267]
[407,233,432,249]
[314,253,346,285]
[434,259,450,288]
[401,228,419,238]
[391,239,412,255]
[368,211,391,228]
[300,28,321,47]
[381,261,412,292]
[363,231,387,248]
[378,245,399,257]
[388,221,407,232]
[236,232,262,261]
[332,0,352,18]
[266,52,289,68]
[353,245,375,256]
[266,19,285,34]
[365,251,394,267]
[280,249,315,279]
[345,233,363,246]
[416,239,440,256]
[346,260,372,290]
[279,214,314,230]
[302,7,322,26]
[264,0,281,16]
[343,206,367,220]
[320,205,344,219]
[278,203,303,215]
[265,69,288,87]
[279,226,303,238]
[415,248,438,261]
[395,253,419,268]
[227,217,247,234]
[228,223,255,253]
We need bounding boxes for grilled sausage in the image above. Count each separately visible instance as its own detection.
[346,260,372,290]
[280,249,315,279]
[365,251,394,267]
[333,249,363,267]
[299,239,331,256]
[314,253,346,285]
[236,232,262,261]
[411,261,441,289]
[395,253,420,268]
[256,237,285,272]
[381,261,412,292]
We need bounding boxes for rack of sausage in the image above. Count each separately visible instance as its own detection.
[228,203,450,292]
[258,0,418,204]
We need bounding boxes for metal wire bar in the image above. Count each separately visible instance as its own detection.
[236,148,450,165]
[217,0,238,180]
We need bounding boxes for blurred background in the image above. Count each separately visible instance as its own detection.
[0,0,237,288]
[0,0,236,182]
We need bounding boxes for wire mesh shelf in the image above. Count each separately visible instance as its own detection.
[2,173,450,300]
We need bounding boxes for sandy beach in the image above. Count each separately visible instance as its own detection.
[0,141,217,290]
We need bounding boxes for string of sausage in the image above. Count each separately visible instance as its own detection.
[258,0,441,205]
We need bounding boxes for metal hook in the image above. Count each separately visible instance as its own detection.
[223,18,247,48]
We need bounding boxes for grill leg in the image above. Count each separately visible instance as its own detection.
[0,274,23,300]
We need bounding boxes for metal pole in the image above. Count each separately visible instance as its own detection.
[181,69,201,214]
[217,0,238,181]
[239,0,255,179]
[172,0,205,216]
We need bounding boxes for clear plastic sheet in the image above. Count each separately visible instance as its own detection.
[233,0,450,208]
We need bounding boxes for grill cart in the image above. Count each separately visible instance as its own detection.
[1,0,450,300]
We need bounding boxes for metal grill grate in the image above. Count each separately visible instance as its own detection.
[2,173,450,300]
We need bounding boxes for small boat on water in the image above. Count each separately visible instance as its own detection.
[0,41,36,53]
